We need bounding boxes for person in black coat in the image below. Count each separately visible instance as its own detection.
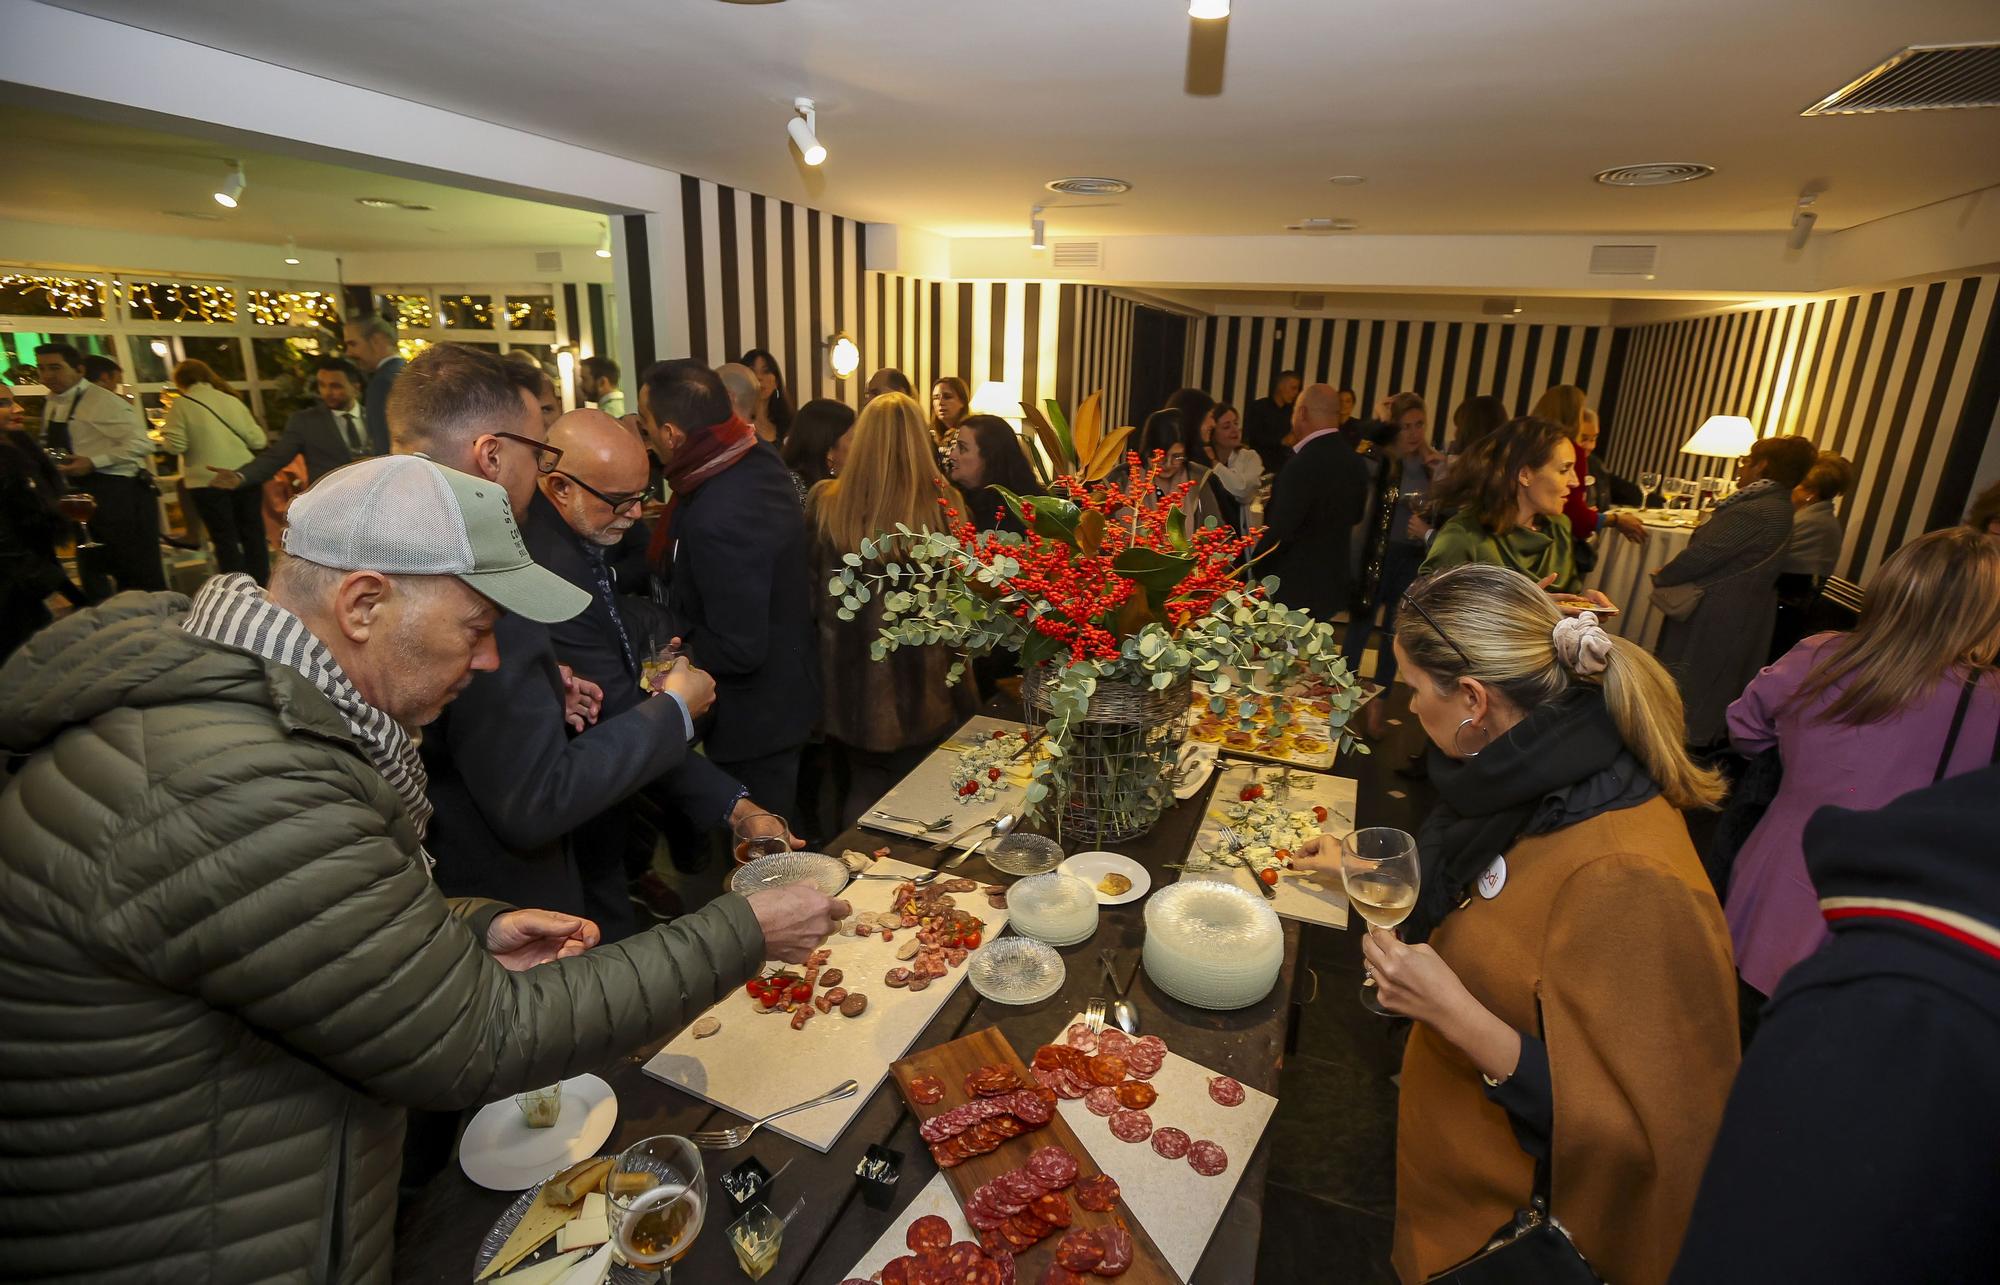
[1253,383,1370,623]
[1244,369,1301,475]
[645,360,820,819]
[1671,762,2000,1285]
[216,359,363,491]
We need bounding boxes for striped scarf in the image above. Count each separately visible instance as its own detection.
[182,573,435,841]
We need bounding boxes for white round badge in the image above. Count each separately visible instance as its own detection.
[1476,855,1507,900]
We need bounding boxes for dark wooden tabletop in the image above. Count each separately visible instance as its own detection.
[395,734,1313,1285]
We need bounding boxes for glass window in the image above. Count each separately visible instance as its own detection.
[246,288,341,329]
[3,332,116,386]
[460,341,503,354]
[252,336,321,383]
[396,337,433,364]
[128,336,174,385]
[124,280,238,324]
[385,292,434,332]
[178,336,248,382]
[506,294,556,331]
[441,293,494,330]
[506,343,556,371]
[0,274,107,319]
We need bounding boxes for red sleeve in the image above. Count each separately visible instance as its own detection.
[1566,447,1600,539]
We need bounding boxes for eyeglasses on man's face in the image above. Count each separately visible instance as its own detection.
[492,431,564,474]
[553,469,647,515]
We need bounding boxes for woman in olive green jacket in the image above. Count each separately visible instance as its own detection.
[1420,416,1611,605]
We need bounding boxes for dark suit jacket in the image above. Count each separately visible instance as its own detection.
[238,405,355,488]
[1254,431,1370,623]
[1245,396,1294,474]
[665,444,819,764]
[362,357,404,456]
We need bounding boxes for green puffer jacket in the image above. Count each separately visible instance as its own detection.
[0,594,767,1283]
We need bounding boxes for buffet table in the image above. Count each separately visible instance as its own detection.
[392,705,1320,1284]
[1583,508,1697,652]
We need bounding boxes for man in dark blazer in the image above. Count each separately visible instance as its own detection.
[343,313,405,456]
[643,360,819,817]
[1254,383,1370,623]
[210,359,361,494]
[1244,368,1301,475]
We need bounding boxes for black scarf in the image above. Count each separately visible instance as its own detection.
[1405,686,1659,943]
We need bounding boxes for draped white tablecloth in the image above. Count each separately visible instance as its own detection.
[1584,509,1696,652]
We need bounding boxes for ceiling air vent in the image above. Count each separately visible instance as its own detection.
[1594,163,1713,187]
[1050,239,1103,270]
[1292,293,1327,311]
[534,251,564,273]
[1589,244,1659,276]
[1284,217,1358,233]
[1045,177,1132,197]
[1481,298,1523,317]
[1803,43,2000,115]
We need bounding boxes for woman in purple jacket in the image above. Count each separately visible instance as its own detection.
[1724,526,2000,1000]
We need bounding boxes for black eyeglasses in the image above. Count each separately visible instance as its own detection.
[552,469,648,515]
[493,431,564,475]
[1400,587,1473,669]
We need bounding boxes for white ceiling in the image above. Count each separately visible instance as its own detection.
[0,104,604,251]
[40,0,2000,242]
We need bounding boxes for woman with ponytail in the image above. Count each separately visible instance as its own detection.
[1293,563,1737,1285]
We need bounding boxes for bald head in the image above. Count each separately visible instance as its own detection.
[1295,383,1342,435]
[716,362,759,422]
[542,408,651,545]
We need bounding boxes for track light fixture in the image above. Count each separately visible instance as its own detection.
[596,226,613,259]
[283,237,301,265]
[213,161,246,209]
[788,98,826,166]
[1787,192,1819,251]
[1031,205,1047,251]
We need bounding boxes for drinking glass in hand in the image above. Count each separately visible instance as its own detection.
[1340,827,1421,1015]
[610,1134,706,1279]
[732,812,790,866]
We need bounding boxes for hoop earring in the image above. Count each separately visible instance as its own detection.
[1453,717,1486,759]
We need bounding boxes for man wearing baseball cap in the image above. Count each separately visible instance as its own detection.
[0,454,847,1281]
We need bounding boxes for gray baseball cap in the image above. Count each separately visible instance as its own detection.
[284,455,589,623]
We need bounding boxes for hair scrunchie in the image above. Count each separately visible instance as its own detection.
[1552,611,1614,677]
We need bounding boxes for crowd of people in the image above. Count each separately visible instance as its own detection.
[2,326,1998,1283]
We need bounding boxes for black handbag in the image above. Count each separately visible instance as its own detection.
[1425,1154,1603,1284]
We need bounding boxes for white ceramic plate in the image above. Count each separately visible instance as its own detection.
[1060,851,1152,905]
[458,1073,618,1191]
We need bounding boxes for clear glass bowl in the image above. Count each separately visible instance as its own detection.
[1005,871,1100,947]
[727,851,849,897]
[985,833,1064,877]
[965,936,1067,1005]
[1143,880,1284,1010]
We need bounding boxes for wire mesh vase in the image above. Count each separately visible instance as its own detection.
[1022,665,1193,848]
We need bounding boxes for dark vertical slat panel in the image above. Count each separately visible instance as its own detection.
[680,175,708,363]
[1245,317,1267,408]
[1388,321,1410,392]
[1433,323,1463,446]
[1596,327,1632,469]
[1492,326,1519,412]
[1830,293,1889,478]
[928,281,943,395]
[1927,278,2000,531]
[1339,319,1360,393]
[957,282,975,384]
[1889,278,1979,544]
[1848,283,1939,572]
[1813,295,1865,446]
[1056,285,1077,413]
[1575,327,1600,394]
[1315,317,1337,387]
[1514,325,1543,411]
[749,196,770,353]
[1838,288,1914,569]
[1023,282,1042,408]
[1199,318,1219,397]
[617,217,654,370]
[806,211,825,398]
[991,284,1009,382]
[779,201,799,401]
[1412,322,1436,406]
[1221,316,1243,405]
[716,185,741,359]
[1546,327,1572,391]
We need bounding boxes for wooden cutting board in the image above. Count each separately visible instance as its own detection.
[891,1026,1178,1283]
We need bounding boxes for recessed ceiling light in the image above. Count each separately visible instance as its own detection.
[1189,0,1230,17]
[1328,175,1367,186]
[356,197,399,208]
[1286,217,1359,232]
[1594,163,1715,187]
[1046,177,1132,196]
[396,201,433,211]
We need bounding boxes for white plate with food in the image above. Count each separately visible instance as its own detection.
[460,1074,619,1192]
[1060,852,1151,905]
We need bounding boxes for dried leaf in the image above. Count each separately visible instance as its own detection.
[1024,416,1066,479]
[1083,424,1136,481]
[1075,509,1107,555]
[1071,391,1105,465]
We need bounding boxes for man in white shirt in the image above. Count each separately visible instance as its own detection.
[36,342,165,592]
[579,355,626,419]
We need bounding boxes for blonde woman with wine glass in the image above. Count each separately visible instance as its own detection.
[1291,563,1736,1285]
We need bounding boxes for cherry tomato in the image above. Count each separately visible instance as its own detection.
[760,990,781,1009]
[1258,867,1279,887]
[988,767,1003,781]
[790,982,812,1003]
[1312,805,1329,822]
[1274,848,1291,862]
[745,980,764,998]
[1239,784,1265,802]
[964,930,982,949]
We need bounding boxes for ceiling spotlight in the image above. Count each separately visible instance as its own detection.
[789,97,826,166]
[596,226,613,259]
[1189,0,1230,17]
[1031,206,1047,251]
[1787,192,1819,251]
[1328,175,1367,186]
[213,161,246,209]
[283,238,302,266]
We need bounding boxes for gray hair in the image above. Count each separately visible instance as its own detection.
[716,362,759,420]
[347,313,398,344]
[270,552,455,609]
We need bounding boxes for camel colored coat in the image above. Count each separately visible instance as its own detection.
[1393,796,1739,1285]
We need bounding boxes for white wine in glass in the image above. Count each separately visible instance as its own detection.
[610,1135,706,1280]
[1340,827,1421,1015]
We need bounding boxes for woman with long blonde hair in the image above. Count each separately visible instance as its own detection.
[1724,526,2000,1001]
[161,357,270,582]
[1293,563,1736,1285]
[808,392,974,824]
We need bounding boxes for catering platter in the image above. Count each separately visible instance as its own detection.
[1175,762,1358,930]
[1183,671,1377,771]
[858,715,1051,839]
[471,1155,642,1284]
[641,857,1010,1152]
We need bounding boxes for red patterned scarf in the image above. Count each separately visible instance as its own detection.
[650,415,760,566]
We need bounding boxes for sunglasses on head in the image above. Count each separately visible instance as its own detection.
[1400,586,1473,669]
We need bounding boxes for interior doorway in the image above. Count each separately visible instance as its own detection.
[1127,305,1188,427]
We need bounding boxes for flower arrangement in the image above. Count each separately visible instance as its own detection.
[828,392,1367,839]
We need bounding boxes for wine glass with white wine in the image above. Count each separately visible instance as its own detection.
[609,1135,706,1281]
[1340,827,1421,1015]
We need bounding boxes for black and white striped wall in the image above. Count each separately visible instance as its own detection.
[1187,313,1618,444]
[1613,273,1999,580]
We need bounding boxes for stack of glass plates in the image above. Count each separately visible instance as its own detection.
[1142,880,1284,1010]
[727,852,849,897]
[966,936,1067,1006]
[985,833,1063,877]
[1005,872,1100,947]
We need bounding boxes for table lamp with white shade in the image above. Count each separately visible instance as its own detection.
[1679,415,1757,506]
[968,380,1024,422]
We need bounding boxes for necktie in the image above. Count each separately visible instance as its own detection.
[341,410,365,454]
[587,547,639,677]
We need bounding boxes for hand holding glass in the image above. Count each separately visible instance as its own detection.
[1339,828,1421,1015]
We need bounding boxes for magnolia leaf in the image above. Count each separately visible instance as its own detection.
[1071,390,1105,465]
[1020,627,1067,671]
[1009,491,1082,545]
[1021,400,1074,471]
[1083,424,1136,482]
[1075,508,1107,555]
[1112,545,1197,615]
[1166,503,1192,553]
[1112,593,1155,638]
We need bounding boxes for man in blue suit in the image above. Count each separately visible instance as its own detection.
[343,313,405,456]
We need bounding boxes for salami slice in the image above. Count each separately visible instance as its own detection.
[1065,1022,1099,1054]
[909,1074,946,1105]
[1030,1189,1073,1229]
[1150,1125,1191,1159]
[1108,1108,1152,1143]
[1114,1081,1157,1110]
[1084,1085,1120,1117]
[946,1240,986,1275]
[909,1214,953,1255]
[1208,1074,1246,1107]
[1054,1228,1103,1272]
[978,1227,1013,1260]
[967,1198,1010,1231]
[1187,1138,1229,1176]
[1072,1173,1120,1212]
[885,967,913,988]
[1094,1028,1129,1056]
[880,1255,917,1285]
[1085,1053,1127,1085]
[1025,1144,1079,1189]
[1136,1033,1168,1057]
[999,1170,1044,1203]
[1010,1091,1052,1126]
[992,1247,1017,1285]
[1036,1266,1088,1285]
[1032,1045,1065,1071]
[1001,1211,1049,1247]
[992,1114,1028,1139]
[1090,1225,1134,1276]
[907,975,931,992]
[1051,1070,1089,1101]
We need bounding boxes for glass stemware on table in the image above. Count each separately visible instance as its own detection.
[609,1135,706,1280]
[1637,470,1662,509]
[1338,827,1421,1015]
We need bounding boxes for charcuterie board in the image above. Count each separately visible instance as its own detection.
[641,858,1007,1152]
[890,1026,1176,1282]
[859,716,1052,839]
[1179,762,1359,929]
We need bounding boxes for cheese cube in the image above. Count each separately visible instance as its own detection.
[555,1192,610,1252]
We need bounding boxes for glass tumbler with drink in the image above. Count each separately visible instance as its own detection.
[1339,827,1421,1015]
[732,812,791,867]
[609,1134,706,1280]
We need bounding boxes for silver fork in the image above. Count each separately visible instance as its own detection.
[869,811,955,833]
[1083,998,1107,1035]
[689,1079,860,1150]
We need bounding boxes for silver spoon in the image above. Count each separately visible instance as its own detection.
[943,812,1018,870]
